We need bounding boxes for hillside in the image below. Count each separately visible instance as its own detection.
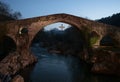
[97,13,120,27]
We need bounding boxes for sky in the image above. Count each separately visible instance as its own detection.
[2,0,120,20]
[44,22,70,31]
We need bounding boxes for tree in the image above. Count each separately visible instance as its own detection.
[0,1,22,20]
[97,13,120,27]
[12,12,22,19]
[0,1,10,16]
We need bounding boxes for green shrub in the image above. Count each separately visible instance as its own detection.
[90,37,99,46]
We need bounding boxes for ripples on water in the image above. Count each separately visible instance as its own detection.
[20,44,120,82]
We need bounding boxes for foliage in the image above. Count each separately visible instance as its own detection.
[97,13,120,27]
[0,1,21,20]
[0,1,22,42]
[89,31,100,46]
[32,26,85,55]
[90,37,99,46]
[80,26,91,47]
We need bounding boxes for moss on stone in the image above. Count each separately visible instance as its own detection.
[81,25,92,48]
[90,37,99,46]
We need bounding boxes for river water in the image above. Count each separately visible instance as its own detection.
[20,43,120,82]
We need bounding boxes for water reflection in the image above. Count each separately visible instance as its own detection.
[21,43,120,82]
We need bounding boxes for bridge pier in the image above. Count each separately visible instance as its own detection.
[0,33,37,77]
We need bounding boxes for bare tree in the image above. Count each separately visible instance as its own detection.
[0,1,22,19]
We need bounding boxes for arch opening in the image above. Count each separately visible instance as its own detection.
[0,36,16,60]
[31,22,85,56]
[44,22,70,31]
[100,35,116,46]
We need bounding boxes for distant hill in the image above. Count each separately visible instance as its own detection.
[97,13,120,27]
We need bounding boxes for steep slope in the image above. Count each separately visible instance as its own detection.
[97,13,120,27]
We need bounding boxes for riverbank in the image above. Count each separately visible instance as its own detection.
[17,46,120,82]
[90,46,120,75]
[0,51,37,82]
[0,45,120,82]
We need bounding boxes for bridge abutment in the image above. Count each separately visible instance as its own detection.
[0,33,37,77]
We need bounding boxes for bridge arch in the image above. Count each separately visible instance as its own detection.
[28,19,88,47]
[30,22,86,55]
[1,13,120,54]
[30,21,86,43]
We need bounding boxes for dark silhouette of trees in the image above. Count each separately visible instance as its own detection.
[97,13,120,27]
[32,26,84,55]
[0,1,21,20]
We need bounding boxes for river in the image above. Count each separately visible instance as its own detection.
[19,43,120,82]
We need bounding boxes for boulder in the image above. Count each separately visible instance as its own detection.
[11,75,24,82]
[0,51,37,75]
[91,49,120,75]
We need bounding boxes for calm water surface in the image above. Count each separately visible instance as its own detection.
[20,43,120,82]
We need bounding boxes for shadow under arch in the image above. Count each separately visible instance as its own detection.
[100,35,117,46]
[30,22,86,55]
[0,36,16,60]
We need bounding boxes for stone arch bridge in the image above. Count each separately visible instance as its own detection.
[0,13,120,76]
[1,14,120,50]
